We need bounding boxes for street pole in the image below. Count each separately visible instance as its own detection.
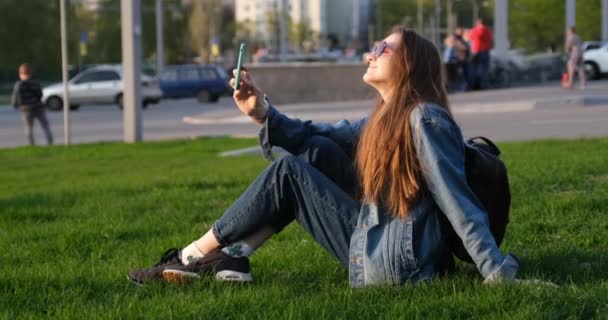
[352,0,360,46]
[417,0,423,33]
[566,0,576,31]
[472,0,479,22]
[435,0,441,47]
[60,0,71,145]
[279,0,287,62]
[602,0,608,42]
[494,0,509,57]
[446,0,454,35]
[155,0,164,75]
[121,0,142,143]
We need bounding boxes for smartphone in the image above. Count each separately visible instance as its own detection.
[234,42,247,90]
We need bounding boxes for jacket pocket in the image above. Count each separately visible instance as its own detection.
[399,220,418,272]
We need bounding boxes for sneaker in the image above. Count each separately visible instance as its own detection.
[163,250,253,283]
[127,248,186,285]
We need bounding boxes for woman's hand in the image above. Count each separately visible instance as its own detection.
[230,67,268,125]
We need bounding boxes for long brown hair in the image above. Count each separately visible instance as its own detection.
[356,27,450,219]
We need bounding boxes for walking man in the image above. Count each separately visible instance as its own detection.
[11,63,53,146]
[469,18,493,90]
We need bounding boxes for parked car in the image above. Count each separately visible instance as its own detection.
[583,43,608,80]
[42,65,162,111]
[582,41,608,52]
[159,64,231,103]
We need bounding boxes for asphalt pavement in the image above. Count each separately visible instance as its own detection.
[0,81,607,149]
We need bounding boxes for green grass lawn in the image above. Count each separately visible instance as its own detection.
[1,137,607,319]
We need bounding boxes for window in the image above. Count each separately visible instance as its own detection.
[200,68,218,80]
[97,71,121,81]
[160,69,178,81]
[75,70,120,83]
[75,72,102,84]
[179,68,200,81]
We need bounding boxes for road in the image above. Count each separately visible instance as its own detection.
[0,82,607,148]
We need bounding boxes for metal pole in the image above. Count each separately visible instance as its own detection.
[352,0,360,43]
[472,0,479,22]
[494,0,509,57]
[602,0,608,42]
[417,0,423,33]
[434,0,441,47]
[60,0,71,145]
[446,0,454,35]
[566,0,576,31]
[121,0,142,143]
[155,0,164,74]
[279,0,287,62]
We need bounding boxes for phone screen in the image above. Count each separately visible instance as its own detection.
[234,42,247,90]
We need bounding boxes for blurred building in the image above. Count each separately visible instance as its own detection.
[235,0,371,52]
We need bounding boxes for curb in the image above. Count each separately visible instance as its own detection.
[218,146,289,158]
[184,95,608,125]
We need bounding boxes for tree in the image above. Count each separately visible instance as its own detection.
[188,0,222,64]
[509,0,601,52]
[0,0,79,82]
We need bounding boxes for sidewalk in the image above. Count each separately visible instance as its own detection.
[183,81,608,126]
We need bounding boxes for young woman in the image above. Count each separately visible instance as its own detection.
[128,27,519,287]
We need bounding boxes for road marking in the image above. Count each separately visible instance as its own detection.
[529,118,608,125]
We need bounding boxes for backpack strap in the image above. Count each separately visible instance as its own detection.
[467,136,500,156]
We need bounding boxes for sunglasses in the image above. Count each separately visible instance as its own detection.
[370,41,398,58]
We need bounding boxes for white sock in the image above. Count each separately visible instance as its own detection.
[221,241,254,258]
[181,241,205,265]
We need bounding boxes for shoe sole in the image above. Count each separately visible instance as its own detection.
[162,269,253,283]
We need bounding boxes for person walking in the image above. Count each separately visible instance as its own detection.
[11,63,53,146]
[564,26,586,90]
[454,27,472,90]
[128,27,520,287]
[468,18,493,90]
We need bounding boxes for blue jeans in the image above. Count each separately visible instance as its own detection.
[212,136,361,267]
[473,51,490,90]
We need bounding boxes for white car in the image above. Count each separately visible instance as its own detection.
[42,65,163,111]
[583,43,608,80]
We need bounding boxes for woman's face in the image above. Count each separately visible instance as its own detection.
[363,33,402,90]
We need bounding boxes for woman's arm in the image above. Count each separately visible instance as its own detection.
[259,104,367,161]
[230,67,367,160]
[413,106,518,282]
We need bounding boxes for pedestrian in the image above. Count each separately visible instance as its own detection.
[468,18,493,90]
[443,35,459,91]
[564,26,586,90]
[128,27,521,287]
[454,27,472,90]
[11,63,53,146]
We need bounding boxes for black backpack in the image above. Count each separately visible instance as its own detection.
[439,136,511,264]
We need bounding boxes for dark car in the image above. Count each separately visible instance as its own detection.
[159,64,231,103]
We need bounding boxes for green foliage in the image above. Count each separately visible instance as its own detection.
[0,0,79,82]
[1,137,607,318]
[188,0,223,64]
[509,0,601,52]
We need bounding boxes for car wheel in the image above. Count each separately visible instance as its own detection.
[584,62,600,80]
[70,104,80,111]
[46,96,63,111]
[197,90,210,103]
[210,94,220,102]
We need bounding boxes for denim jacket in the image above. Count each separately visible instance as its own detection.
[259,102,519,287]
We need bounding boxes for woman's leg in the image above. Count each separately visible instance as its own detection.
[567,59,575,88]
[129,137,360,284]
[212,154,360,267]
[192,136,359,260]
